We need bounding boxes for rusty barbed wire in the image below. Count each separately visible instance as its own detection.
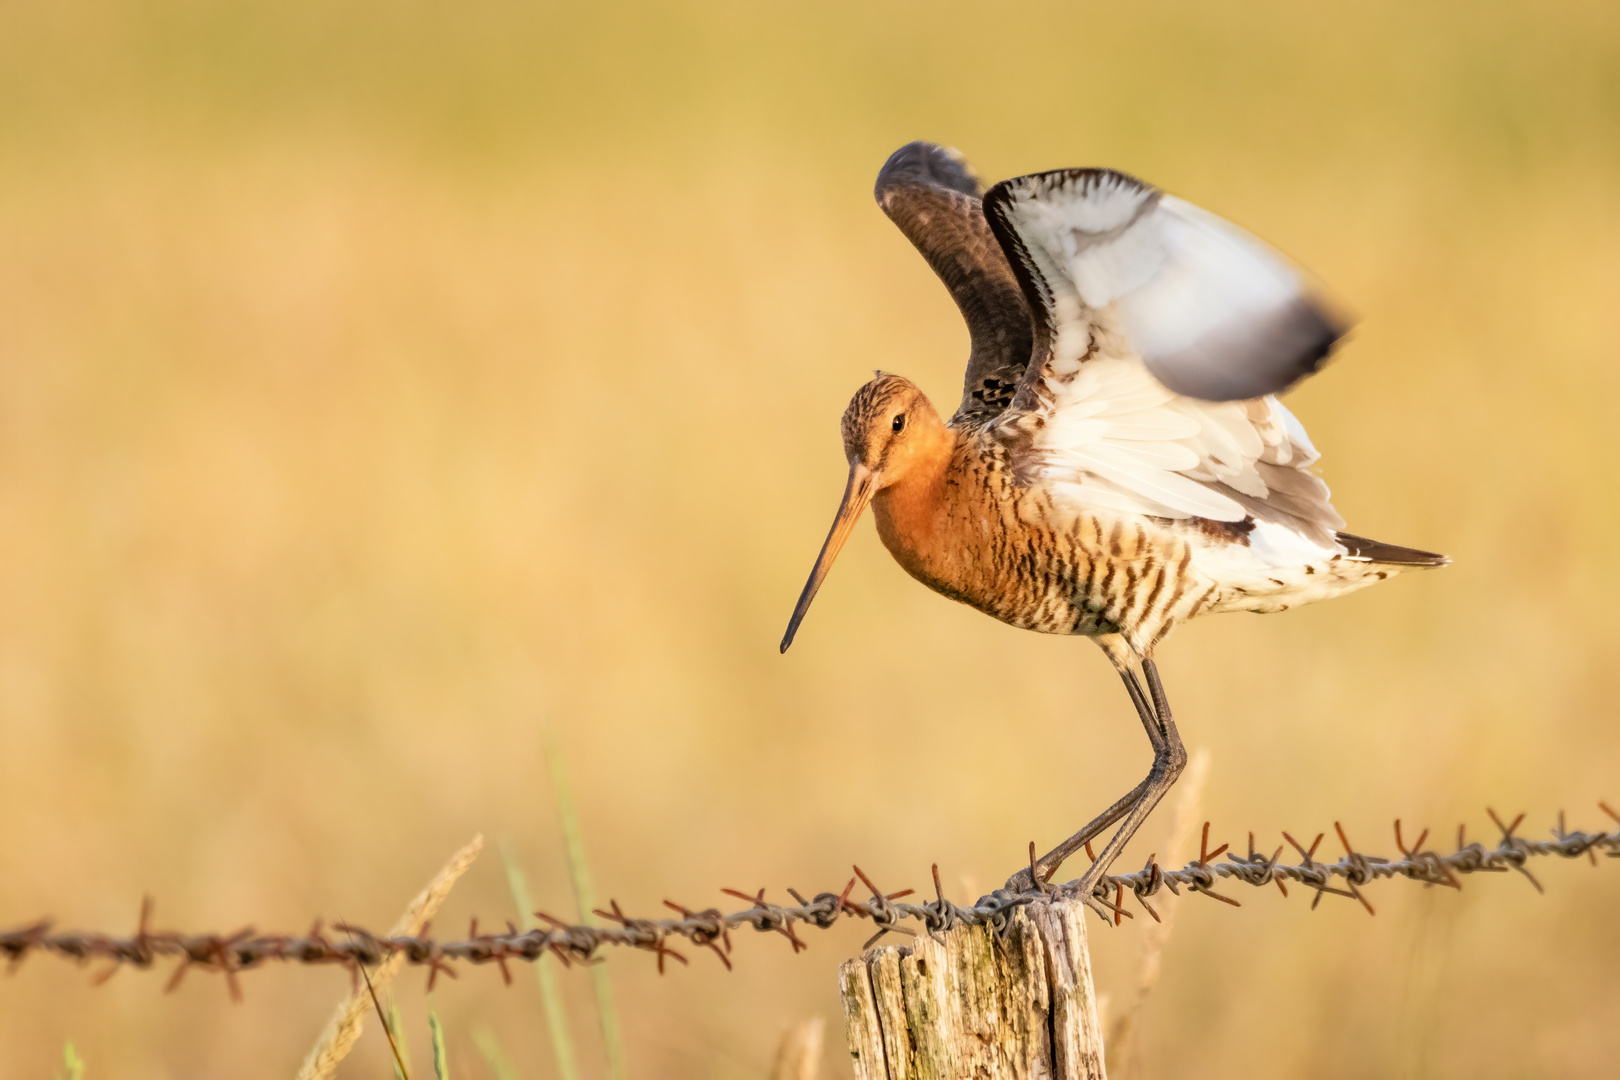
[3,806,1616,999]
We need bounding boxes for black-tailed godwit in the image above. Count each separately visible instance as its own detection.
[780,142,1447,913]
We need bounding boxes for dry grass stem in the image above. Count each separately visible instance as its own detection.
[544,728,626,1080]
[501,842,581,1080]
[769,1017,824,1080]
[374,972,411,1079]
[295,834,484,1080]
[429,1007,451,1080]
[473,1028,518,1080]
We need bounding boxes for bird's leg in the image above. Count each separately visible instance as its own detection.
[1142,658,1175,740]
[1004,666,1165,892]
[1004,776,1152,894]
[1063,657,1187,917]
[1121,668,1166,754]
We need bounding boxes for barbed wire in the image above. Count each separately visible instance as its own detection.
[3,806,1616,1000]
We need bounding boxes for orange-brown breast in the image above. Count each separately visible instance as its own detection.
[870,432,1217,651]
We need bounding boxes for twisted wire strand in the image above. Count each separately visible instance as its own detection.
[3,810,1615,997]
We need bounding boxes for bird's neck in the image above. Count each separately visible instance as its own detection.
[871,434,954,585]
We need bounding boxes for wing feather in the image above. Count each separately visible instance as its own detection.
[874,143,1034,428]
[983,168,1346,403]
[974,166,1348,544]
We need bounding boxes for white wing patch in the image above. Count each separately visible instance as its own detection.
[1024,352,1337,532]
[988,169,1342,402]
[981,166,1349,544]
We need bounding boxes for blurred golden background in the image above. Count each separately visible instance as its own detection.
[2,1,1618,1076]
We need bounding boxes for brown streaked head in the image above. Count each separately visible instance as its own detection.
[781,373,945,653]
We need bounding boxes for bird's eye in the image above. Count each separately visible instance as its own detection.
[892,414,906,433]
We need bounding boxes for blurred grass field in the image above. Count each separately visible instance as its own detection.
[2,1,1619,1076]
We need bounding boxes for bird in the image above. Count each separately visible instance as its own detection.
[778,141,1447,915]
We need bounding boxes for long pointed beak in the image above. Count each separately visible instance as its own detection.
[780,463,879,653]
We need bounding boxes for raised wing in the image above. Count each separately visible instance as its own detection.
[979,168,1348,543]
[982,168,1345,403]
[875,143,1034,427]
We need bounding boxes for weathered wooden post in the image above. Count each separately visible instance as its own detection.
[838,896,1106,1080]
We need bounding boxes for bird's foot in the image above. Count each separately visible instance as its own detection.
[1053,859,1118,919]
[1004,853,1124,924]
[1076,891,1117,924]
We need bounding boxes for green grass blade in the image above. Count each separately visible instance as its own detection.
[59,1041,85,1080]
[542,728,627,1080]
[387,1000,412,1080]
[502,840,580,1080]
[472,1027,519,1080]
[428,1007,450,1080]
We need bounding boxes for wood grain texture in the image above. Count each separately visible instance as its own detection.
[838,898,1106,1080]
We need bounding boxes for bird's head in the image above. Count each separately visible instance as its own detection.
[781,372,945,653]
[838,372,943,478]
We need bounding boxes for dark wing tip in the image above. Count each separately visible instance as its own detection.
[1335,532,1451,567]
[873,143,1038,427]
[1281,297,1350,378]
[1146,295,1350,402]
[875,141,982,204]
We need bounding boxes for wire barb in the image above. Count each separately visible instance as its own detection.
[2,807,1615,990]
